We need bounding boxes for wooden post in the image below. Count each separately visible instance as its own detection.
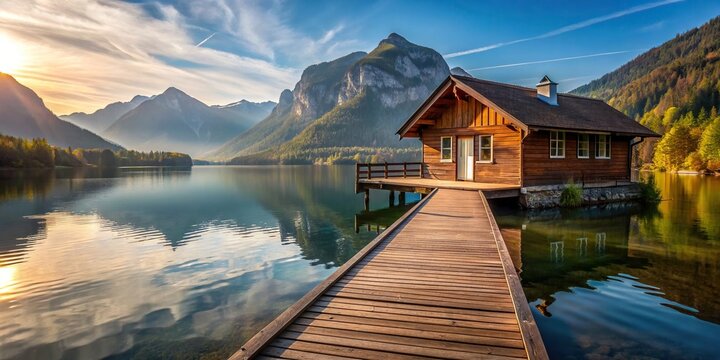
[398,191,406,205]
[403,162,407,178]
[389,190,395,207]
[384,161,388,178]
[367,164,372,179]
[364,189,370,211]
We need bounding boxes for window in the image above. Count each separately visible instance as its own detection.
[440,136,452,162]
[477,135,493,163]
[596,134,611,159]
[550,131,565,158]
[577,134,590,159]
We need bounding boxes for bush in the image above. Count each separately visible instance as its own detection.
[560,183,583,207]
[638,177,662,204]
[684,151,707,171]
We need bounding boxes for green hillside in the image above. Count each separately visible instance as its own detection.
[572,16,720,171]
[229,90,421,164]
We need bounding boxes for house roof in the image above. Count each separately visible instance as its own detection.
[397,75,659,138]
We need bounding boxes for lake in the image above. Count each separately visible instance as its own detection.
[0,167,718,359]
[493,172,720,359]
[0,166,415,360]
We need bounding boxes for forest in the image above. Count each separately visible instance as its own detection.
[0,133,192,168]
[573,16,720,172]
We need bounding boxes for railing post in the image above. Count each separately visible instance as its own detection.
[384,161,388,179]
[403,162,407,178]
[367,163,372,179]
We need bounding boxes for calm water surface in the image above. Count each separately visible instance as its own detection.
[493,172,720,359]
[1,167,719,360]
[0,166,414,360]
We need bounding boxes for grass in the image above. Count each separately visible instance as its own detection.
[560,182,583,207]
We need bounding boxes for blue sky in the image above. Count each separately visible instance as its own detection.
[1,0,718,113]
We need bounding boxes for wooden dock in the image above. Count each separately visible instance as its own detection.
[231,189,547,360]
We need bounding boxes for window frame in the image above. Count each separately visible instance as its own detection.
[440,136,453,163]
[577,133,590,159]
[595,134,611,159]
[549,131,565,159]
[476,135,493,163]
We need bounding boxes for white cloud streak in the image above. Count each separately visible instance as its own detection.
[468,50,642,71]
[444,0,683,58]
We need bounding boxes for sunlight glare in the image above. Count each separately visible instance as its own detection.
[0,34,25,75]
[0,266,17,298]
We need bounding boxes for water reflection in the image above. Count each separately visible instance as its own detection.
[0,166,394,360]
[493,172,720,359]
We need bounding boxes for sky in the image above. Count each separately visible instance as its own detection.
[0,0,718,115]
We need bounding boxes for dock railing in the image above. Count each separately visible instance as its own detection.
[355,161,423,180]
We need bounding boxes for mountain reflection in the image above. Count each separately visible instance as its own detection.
[0,166,389,360]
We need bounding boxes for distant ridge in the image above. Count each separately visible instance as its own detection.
[101,88,274,156]
[61,95,149,134]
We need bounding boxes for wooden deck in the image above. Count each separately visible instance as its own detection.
[358,177,521,192]
[231,189,547,360]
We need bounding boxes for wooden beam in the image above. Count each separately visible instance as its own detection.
[479,192,549,360]
[416,119,436,125]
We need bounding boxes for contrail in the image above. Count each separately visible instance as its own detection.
[468,50,642,71]
[196,32,216,47]
[444,0,683,58]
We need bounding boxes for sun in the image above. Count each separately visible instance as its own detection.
[0,34,25,75]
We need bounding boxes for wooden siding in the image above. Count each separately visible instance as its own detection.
[522,131,631,186]
[421,97,521,185]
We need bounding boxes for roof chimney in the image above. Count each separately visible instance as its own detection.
[536,75,558,106]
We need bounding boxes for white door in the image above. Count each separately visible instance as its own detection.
[457,137,474,181]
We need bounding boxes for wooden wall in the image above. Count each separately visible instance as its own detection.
[522,131,631,186]
[421,96,522,185]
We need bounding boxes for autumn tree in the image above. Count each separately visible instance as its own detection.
[700,117,720,170]
[653,124,697,171]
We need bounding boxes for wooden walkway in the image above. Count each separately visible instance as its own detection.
[231,189,547,360]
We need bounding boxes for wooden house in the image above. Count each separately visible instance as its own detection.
[397,75,659,186]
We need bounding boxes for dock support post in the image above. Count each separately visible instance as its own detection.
[364,189,370,211]
[389,190,395,207]
[398,192,406,205]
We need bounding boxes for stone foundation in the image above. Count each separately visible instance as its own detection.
[519,183,642,209]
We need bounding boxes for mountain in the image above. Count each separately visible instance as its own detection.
[571,16,720,170]
[61,95,149,133]
[572,16,720,121]
[210,33,450,163]
[103,88,273,156]
[207,51,367,159]
[211,99,276,126]
[0,72,121,150]
[451,67,474,78]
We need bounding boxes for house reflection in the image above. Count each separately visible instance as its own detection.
[493,198,720,324]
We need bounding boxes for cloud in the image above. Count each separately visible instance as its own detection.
[468,50,642,71]
[445,0,683,58]
[181,0,357,63]
[0,0,354,114]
